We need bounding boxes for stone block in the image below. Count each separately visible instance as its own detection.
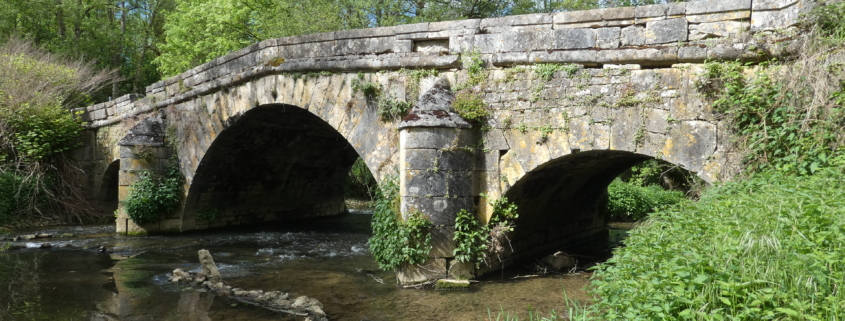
[429,226,456,258]
[620,25,645,46]
[635,2,686,18]
[679,45,708,62]
[686,11,751,24]
[554,28,596,49]
[396,258,447,285]
[643,18,687,44]
[752,0,798,10]
[751,4,801,31]
[596,47,678,64]
[686,0,750,14]
[401,196,473,226]
[473,34,503,53]
[393,39,413,53]
[502,30,552,52]
[596,27,621,49]
[401,127,476,149]
[662,121,717,172]
[690,21,749,40]
[480,13,552,30]
[448,260,476,279]
[491,52,529,65]
[527,50,597,64]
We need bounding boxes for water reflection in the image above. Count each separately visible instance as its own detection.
[0,214,598,321]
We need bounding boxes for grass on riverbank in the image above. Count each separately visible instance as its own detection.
[586,169,845,320]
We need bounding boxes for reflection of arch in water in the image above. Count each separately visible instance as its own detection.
[98,160,120,215]
[493,150,672,269]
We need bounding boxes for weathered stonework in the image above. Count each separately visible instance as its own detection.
[72,0,817,283]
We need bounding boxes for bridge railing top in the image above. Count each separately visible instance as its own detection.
[80,0,810,127]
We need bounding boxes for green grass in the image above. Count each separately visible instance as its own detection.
[587,169,845,320]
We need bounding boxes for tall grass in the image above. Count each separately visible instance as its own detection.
[588,169,845,320]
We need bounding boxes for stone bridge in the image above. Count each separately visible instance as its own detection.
[73,0,808,281]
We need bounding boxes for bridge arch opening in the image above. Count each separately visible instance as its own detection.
[97,160,120,216]
[496,150,700,270]
[183,104,374,229]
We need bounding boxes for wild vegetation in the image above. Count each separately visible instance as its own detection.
[572,3,845,320]
[122,158,183,224]
[367,177,432,271]
[0,38,116,225]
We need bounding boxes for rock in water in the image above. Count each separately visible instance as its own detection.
[435,279,470,291]
[197,249,222,282]
[540,251,577,270]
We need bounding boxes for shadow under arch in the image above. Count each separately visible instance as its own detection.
[182,104,372,229]
[98,160,120,215]
[499,150,662,266]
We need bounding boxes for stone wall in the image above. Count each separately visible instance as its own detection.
[77,0,809,129]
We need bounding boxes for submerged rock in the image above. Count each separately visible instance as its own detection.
[540,251,577,271]
[435,279,470,291]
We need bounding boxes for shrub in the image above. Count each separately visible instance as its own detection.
[453,91,489,122]
[588,169,845,320]
[368,177,432,271]
[123,162,183,224]
[604,179,685,222]
[0,37,116,223]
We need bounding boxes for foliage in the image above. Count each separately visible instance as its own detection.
[123,160,183,224]
[0,38,115,224]
[453,195,519,268]
[351,74,382,99]
[453,209,489,267]
[535,63,580,81]
[368,177,432,271]
[195,207,218,221]
[453,91,489,122]
[402,68,440,100]
[377,96,414,121]
[0,0,171,98]
[603,179,685,222]
[587,169,845,320]
[697,57,845,176]
[344,157,377,200]
[695,6,845,177]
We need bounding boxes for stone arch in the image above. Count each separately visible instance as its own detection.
[162,74,399,231]
[180,104,370,230]
[97,160,120,215]
[491,149,697,271]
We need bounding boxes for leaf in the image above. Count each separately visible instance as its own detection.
[775,308,799,316]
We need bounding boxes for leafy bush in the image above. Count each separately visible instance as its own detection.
[368,177,432,271]
[453,91,489,122]
[123,162,183,224]
[0,38,115,224]
[695,4,845,177]
[604,179,685,222]
[453,195,519,268]
[588,170,845,320]
[453,208,488,267]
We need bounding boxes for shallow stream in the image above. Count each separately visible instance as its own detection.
[0,213,617,321]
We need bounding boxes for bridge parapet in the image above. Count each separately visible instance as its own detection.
[77,0,810,128]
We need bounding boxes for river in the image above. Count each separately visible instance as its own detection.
[0,213,621,321]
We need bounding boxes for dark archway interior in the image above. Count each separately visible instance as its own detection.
[98,160,120,215]
[502,150,652,264]
[185,104,361,225]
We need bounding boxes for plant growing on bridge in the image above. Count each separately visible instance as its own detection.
[453,91,489,122]
[123,160,183,224]
[453,194,519,268]
[368,177,432,271]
